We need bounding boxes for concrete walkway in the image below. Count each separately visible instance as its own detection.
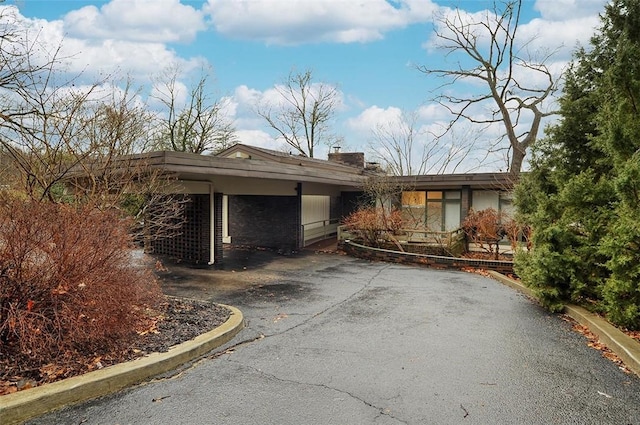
[24,250,640,424]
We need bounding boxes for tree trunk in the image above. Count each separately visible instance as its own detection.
[509,145,526,174]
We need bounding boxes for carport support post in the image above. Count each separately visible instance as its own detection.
[296,182,303,249]
[209,183,216,265]
[207,184,224,268]
[213,192,224,268]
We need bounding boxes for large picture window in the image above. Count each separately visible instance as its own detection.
[402,191,426,228]
[401,190,461,231]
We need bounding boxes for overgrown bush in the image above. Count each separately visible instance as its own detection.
[0,197,163,379]
[462,208,528,259]
[342,207,404,248]
[462,208,506,259]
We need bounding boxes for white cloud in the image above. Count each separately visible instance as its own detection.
[425,2,604,62]
[228,82,348,155]
[347,105,403,134]
[204,0,440,45]
[519,16,601,61]
[416,103,450,122]
[234,129,277,149]
[64,0,205,43]
[232,81,345,118]
[148,79,189,111]
[0,4,205,84]
[233,85,264,107]
[423,7,494,53]
[534,0,607,21]
[72,39,204,79]
[219,96,237,120]
[225,86,272,134]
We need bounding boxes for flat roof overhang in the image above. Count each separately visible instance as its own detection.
[392,173,518,190]
[116,151,517,195]
[139,151,369,195]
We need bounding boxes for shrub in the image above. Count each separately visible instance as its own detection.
[462,208,530,259]
[0,197,163,378]
[461,208,506,259]
[342,207,404,247]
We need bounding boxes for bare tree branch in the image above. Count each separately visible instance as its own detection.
[416,0,561,173]
[0,13,186,244]
[151,64,237,155]
[368,111,488,176]
[256,69,340,158]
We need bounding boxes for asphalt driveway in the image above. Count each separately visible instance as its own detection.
[27,249,640,424]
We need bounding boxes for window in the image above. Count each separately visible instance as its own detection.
[402,191,426,228]
[499,194,515,217]
[427,191,461,231]
[471,191,514,216]
[426,193,443,231]
[402,191,426,206]
[401,190,462,231]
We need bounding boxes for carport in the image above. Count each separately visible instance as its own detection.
[141,145,371,266]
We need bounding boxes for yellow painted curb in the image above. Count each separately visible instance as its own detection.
[0,305,244,425]
[487,271,640,378]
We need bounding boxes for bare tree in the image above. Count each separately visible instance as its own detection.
[0,32,103,200]
[151,65,237,155]
[368,110,482,175]
[416,0,560,173]
[256,69,340,158]
[0,10,185,242]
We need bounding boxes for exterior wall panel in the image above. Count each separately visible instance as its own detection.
[302,195,330,229]
[228,195,299,252]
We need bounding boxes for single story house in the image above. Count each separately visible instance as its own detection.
[142,144,517,266]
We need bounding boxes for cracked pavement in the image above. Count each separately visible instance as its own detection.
[27,248,640,424]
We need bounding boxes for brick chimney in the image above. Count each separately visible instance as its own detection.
[327,146,365,168]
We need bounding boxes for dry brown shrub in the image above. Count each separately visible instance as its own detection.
[0,197,162,377]
[342,207,404,248]
[462,208,506,260]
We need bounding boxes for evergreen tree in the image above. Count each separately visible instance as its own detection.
[515,0,640,328]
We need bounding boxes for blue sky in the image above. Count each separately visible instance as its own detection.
[11,0,608,172]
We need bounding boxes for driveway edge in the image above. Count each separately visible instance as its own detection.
[487,271,640,378]
[0,305,244,425]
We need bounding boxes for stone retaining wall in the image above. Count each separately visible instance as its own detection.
[339,240,515,275]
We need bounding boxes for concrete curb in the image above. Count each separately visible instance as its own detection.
[565,305,640,377]
[486,271,640,378]
[0,305,244,425]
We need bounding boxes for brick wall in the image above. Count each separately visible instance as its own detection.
[327,152,365,168]
[228,195,299,252]
[338,240,515,275]
[152,194,211,265]
[340,191,367,218]
[330,196,341,221]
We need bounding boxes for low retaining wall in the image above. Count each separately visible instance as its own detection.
[339,240,514,275]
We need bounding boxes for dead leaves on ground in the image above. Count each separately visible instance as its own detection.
[564,316,632,374]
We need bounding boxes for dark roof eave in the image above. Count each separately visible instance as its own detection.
[391,173,519,189]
